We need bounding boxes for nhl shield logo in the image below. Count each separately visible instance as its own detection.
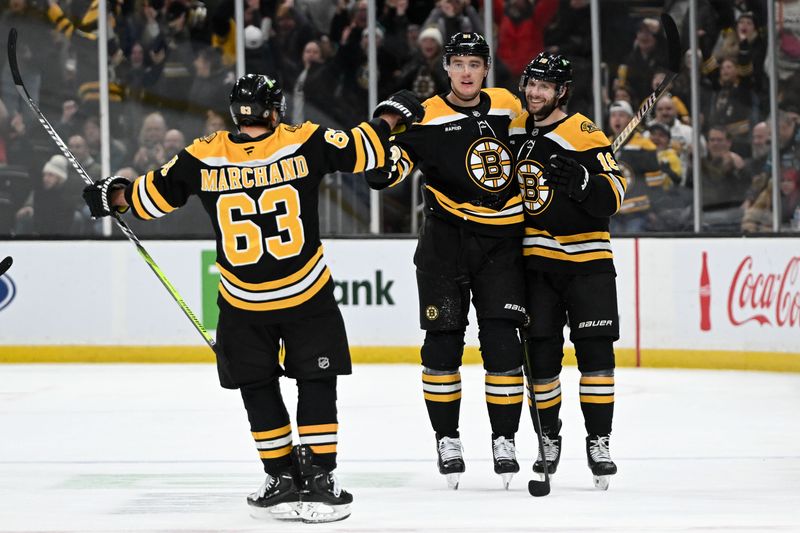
[318,356,330,369]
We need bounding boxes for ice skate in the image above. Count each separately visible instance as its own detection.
[293,444,352,523]
[586,434,617,490]
[533,420,562,481]
[491,436,519,489]
[247,471,301,521]
[436,436,465,489]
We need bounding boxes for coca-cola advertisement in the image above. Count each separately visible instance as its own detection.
[638,239,800,356]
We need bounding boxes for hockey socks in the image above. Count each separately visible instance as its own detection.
[422,368,462,437]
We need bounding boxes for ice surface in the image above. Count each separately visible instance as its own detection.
[0,364,798,532]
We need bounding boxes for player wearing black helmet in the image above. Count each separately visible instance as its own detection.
[366,32,526,490]
[82,74,423,522]
[508,52,627,490]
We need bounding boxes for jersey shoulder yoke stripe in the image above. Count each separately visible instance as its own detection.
[186,123,320,165]
[419,95,467,126]
[547,113,610,152]
[484,87,522,117]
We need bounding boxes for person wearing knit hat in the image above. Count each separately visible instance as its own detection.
[42,155,68,190]
[418,26,443,48]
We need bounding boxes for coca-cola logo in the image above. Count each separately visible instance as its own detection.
[727,256,800,327]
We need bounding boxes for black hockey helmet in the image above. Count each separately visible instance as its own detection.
[519,52,573,107]
[443,32,492,68]
[519,52,573,91]
[229,74,286,128]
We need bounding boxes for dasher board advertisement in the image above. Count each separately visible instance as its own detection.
[638,238,799,353]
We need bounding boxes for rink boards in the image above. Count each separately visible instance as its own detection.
[0,237,798,371]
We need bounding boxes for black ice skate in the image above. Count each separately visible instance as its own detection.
[436,435,465,489]
[533,420,562,480]
[293,444,352,523]
[247,471,301,521]
[491,436,519,489]
[586,434,617,490]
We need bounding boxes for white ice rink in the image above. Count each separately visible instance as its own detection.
[1,364,798,532]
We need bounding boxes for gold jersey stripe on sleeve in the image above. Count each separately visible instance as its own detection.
[130,175,152,220]
[426,185,524,225]
[130,171,178,220]
[600,173,624,212]
[352,126,366,172]
[360,122,386,168]
[219,266,331,312]
[144,171,177,215]
[525,228,611,243]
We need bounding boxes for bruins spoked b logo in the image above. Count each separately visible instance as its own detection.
[465,137,512,191]
[425,305,440,321]
[515,159,552,214]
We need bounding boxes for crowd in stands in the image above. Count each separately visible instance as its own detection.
[0,0,798,237]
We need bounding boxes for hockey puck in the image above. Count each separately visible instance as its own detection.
[0,256,12,277]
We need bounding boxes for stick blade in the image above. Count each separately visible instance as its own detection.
[6,29,23,86]
[0,256,12,277]
[528,479,550,497]
[660,13,682,74]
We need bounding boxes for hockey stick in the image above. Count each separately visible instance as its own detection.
[611,13,682,153]
[7,28,216,353]
[520,327,550,497]
[0,256,12,277]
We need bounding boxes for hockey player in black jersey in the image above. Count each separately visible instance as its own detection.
[508,53,627,490]
[366,32,527,490]
[82,74,423,521]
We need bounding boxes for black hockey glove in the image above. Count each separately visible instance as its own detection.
[544,154,592,202]
[364,145,402,190]
[83,176,130,218]
[372,90,424,127]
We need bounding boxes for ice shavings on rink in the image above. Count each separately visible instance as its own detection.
[0,364,798,532]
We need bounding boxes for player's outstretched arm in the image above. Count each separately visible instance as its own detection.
[372,90,424,130]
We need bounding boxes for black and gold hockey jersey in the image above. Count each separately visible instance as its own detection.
[508,112,627,273]
[382,88,524,236]
[612,132,665,217]
[123,120,389,321]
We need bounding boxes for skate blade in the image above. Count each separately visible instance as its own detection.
[248,501,302,521]
[299,502,351,523]
[445,472,461,490]
[593,475,611,490]
[500,472,514,490]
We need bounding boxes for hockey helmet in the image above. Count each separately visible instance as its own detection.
[443,32,492,69]
[519,52,573,91]
[229,74,286,128]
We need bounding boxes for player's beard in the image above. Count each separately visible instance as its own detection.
[530,93,560,122]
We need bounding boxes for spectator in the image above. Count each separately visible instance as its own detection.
[67,134,101,181]
[494,0,558,81]
[272,3,317,89]
[705,57,755,157]
[544,0,592,116]
[163,129,186,159]
[615,18,668,105]
[187,46,234,136]
[243,24,279,80]
[15,154,84,236]
[606,100,663,233]
[130,112,167,174]
[394,26,448,101]
[203,110,228,136]
[424,0,484,45]
[648,122,682,185]
[692,126,749,231]
[650,96,702,185]
[291,40,345,127]
[380,0,413,65]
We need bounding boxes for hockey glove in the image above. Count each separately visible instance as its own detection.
[364,145,402,190]
[83,176,130,218]
[372,90,424,127]
[544,154,592,202]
